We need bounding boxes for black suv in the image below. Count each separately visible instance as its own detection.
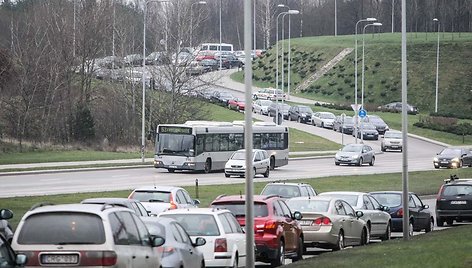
[436,175,472,226]
[287,105,313,124]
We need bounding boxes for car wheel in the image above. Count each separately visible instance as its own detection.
[263,167,270,178]
[321,122,324,128]
[381,222,391,241]
[381,146,385,152]
[204,158,212,173]
[408,221,414,237]
[369,156,375,166]
[292,236,304,262]
[434,165,439,169]
[168,169,175,173]
[335,161,340,166]
[437,217,444,227]
[232,253,238,268]
[297,117,301,123]
[357,157,363,166]
[259,110,263,115]
[446,219,454,226]
[201,260,205,268]
[271,240,285,267]
[225,173,230,178]
[270,157,275,170]
[334,230,344,251]
[425,217,434,233]
[361,227,369,245]
[236,106,240,111]
[253,167,257,178]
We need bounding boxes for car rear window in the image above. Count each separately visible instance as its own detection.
[211,202,268,218]
[443,185,472,196]
[159,214,220,236]
[320,194,358,207]
[286,199,330,212]
[370,193,402,207]
[261,185,301,198]
[130,191,171,203]
[17,212,105,245]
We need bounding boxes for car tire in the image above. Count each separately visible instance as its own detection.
[381,222,391,241]
[237,106,240,111]
[361,227,369,245]
[168,169,175,173]
[437,217,444,227]
[253,167,257,178]
[446,219,454,226]
[297,117,301,123]
[357,157,363,166]
[334,230,344,251]
[271,240,285,267]
[232,253,238,268]
[270,157,275,170]
[225,173,230,178]
[321,122,324,128]
[381,146,385,152]
[292,236,304,262]
[204,158,212,173]
[335,161,340,166]
[408,221,414,237]
[425,217,434,233]
[369,157,375,166]
[263,167,270,178]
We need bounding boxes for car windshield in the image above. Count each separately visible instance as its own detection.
[320,194,358,207]
[286,199,330,212]
[362,124,377,130]
[440,148,462,155]
[231,151,255,160]
[130,191,171,203]
[299,106,312,113]
[211,202,268,217]
[261,185,302,198]
[157,133,194,157]
[159,214,220,236]
[370,193,402,207]
[320,113,335,119]
[17,212,105,244]
[260,100,272,106]
[442,185,472,196]
[341,145,362,153]
[384,132,402,139]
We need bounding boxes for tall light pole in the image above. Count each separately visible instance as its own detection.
[354,17,376,144]
[281,10,299,108]
[275,6,289,125]
[361,22,382,142]
[287,10,298,100]
[391,0,395,33]
[219,0,222,70]
[190,1,207,48]
[253,0,256,58]
[334,0,337,36]
[433,18,440,113]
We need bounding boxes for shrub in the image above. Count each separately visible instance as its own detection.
[368,84,374,89]
[344,78,352,84]
[381,79,387,84]
[375,62,381,67]
[380,92,387,97]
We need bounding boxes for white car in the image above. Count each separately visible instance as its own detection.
[158,208,247,267]
[319,191,392,242]
[381,130,403,152]
[128,186,200,215]
[225,149,270,178]
[312,112,336,129]
[252,99,273,115]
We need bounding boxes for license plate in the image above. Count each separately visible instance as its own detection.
[169,165,177,168]
[41,254,79,264]
[300,220,313,226]
[450,201,467,205]
[441,161,449,164]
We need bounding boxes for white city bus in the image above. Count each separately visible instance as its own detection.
[154,121,289,173]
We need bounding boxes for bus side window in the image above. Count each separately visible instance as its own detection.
[196,134,204,155]
[220,134,229,151]
[253,133,261,149]
[205,135,213,151]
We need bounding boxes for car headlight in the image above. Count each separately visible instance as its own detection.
[433,157,439,162]
[335,154,340,160]
[386,125,390,130]
[301,113,306,117]
[352,154,359,160]
[452,157,459,162]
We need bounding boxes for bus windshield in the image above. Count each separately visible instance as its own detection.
[157,133,194,156]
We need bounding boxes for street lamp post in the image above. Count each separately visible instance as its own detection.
[354,17,376,144]
[275,5,289,125]
[433,18,440,113]
[334,0,337,36]
[219,0,222,70]
[281,10,299,110]
[190,1,207,49]
[360,22,382,142]
[391,0,395,33]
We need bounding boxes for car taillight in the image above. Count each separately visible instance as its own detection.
[396,208,403,217]
[262,220,278,234]
[437,185,445,200]
[82,251,117,266]
[157,246,175,257]
[314,217,332,226]
[214,238,228,252]
[169,194,177,210]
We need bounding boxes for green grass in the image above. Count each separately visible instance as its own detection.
[287,225,472,268]
[289,128,340,151]
[4,168,472,229]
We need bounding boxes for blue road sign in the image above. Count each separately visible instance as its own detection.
[358,109,367,118]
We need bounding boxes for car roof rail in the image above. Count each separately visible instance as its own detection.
[30,202,55,211]
[100,203,118,211]
[214,194,227,200]
[271,179,288,184]
[263,194,280,200]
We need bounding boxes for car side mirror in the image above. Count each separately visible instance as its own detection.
[355,211,364,218]
[0,209,13,220]
[151,235,166,247]
[381,206,390,212]
[16,254,27,266]
[192,237,206,247]
[292,211,303,220]
[423,204,429,209]
[193,199,201,206]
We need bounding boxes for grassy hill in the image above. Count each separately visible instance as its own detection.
[234,33,472,117]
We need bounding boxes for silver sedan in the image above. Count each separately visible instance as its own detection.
[334,143,375,166]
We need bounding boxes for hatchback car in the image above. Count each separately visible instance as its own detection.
[333,115,355,134]
[433,147,472,169]
[435,175,472,226]
[158,208,246,267]
[12,203,164,267]
[318,192,392,241]
[210,195,303,266]
[381,130,403,152]
[355,122,379,140]
[128,186,200,215]
[252,99,273,115]
[81,197,149,217]
[369,191,434,236]
[142,217,206,268]
[0,208,14,243]
[288,105,313,124]
[312,112,336,129]
[224,149,270,178]
[380,102,418,115]
[334,144,375,166]
[260,182,317,199]
[286,196,368,251]
[363,115,389,135]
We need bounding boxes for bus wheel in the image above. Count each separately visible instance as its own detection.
[204,159,212,173]
[168,169,175,173]
[270,156,275,170]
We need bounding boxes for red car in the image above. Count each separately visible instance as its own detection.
[227,98,245,111]
[210,195,304,266]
